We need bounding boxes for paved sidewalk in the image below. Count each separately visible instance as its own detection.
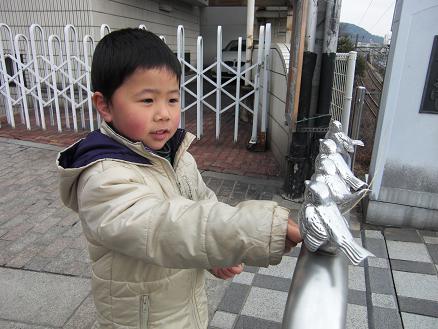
[0,138,437,329]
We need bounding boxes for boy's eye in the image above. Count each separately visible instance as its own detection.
[142,99,153,104]
[169,98,179,104]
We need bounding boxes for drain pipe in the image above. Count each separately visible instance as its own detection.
[245,0,255,86]
[282,245,348,329]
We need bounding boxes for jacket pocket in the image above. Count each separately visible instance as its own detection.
[139,295,149,329]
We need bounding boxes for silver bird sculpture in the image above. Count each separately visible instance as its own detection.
[325,120,364,165]
[298,180,374,265]
[312,156,369,213]
[316,139,368,191]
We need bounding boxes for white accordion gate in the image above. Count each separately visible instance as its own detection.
[0,23,272,142]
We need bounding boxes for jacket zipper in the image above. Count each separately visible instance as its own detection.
[140,295,149,329]
[144,150,181,194]
[191,271,203,328]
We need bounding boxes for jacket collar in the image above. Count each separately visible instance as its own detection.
[99,121,195,167]
[57,121,195,170]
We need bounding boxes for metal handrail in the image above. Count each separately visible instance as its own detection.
[282,246,348,329]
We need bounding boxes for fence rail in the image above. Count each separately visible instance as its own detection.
[0,22,271,142]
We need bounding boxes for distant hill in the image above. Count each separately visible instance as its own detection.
[339,22,384,44]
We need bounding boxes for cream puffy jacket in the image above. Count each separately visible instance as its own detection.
[57,122,289,329]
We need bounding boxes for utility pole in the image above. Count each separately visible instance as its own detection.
[283,0,309,199]
[317,0,342,119]
[285,0,308,129]
[283,0,343,199]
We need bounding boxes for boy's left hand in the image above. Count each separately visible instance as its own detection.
[210,264,244,280]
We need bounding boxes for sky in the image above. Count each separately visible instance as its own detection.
[340,0,396,37]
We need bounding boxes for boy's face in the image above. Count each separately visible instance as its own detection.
[104,68,181,150]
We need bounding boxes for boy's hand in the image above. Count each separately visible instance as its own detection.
[210,264,244,280]
[285,217,303,253]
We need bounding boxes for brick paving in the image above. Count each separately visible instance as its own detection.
[0,107,281,178]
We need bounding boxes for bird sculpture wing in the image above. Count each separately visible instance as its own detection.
[339,189,371,214]
[352,139,364,147]
[322,205,375,264]
[324,174,351,203]
[300,205,329,252]
[331,154,368,190]
[336,132,355,153]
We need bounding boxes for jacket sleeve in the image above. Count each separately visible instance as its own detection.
[77,162,289,269]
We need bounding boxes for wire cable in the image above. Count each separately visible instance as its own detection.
[358,0,375,26]
[369,1,395,33]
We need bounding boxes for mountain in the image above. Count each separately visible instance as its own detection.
[339,22,384,44]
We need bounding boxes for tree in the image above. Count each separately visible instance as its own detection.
[355,55,366,78]
[336,36,365,77]
[337,36,355,53]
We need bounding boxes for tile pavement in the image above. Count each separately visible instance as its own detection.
[204,180,438,329]
[0,138,437,328]
[209,224,438,329]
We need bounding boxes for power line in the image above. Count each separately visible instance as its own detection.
[358,0,375,26]
[369,1,396,33]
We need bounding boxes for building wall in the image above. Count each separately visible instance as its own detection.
[89,0,201,62]
[366,0,438,229]
[200,6,247,65]
[0,0,201,63]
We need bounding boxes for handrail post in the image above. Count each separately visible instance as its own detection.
[351,86,366,170]
[341,51,357,134]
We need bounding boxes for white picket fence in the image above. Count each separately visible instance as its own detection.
[0,22,271,142]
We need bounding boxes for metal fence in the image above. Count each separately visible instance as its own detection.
[0,23,105,132]
[330,51,357,134]
[0,22,271,142]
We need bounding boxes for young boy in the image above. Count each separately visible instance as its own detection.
[57,28,301,329]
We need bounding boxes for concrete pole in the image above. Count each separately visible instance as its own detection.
[322,0,342,53]
[245,0,255,85]
[316,0,343,117]
[305,0,318,52]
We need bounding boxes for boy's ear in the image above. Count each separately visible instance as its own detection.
[92,91,112,123]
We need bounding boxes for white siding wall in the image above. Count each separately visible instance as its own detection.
[0,0,91,42]
[89,0,200,63]
[0,0,200,62]
[0,0,92,95]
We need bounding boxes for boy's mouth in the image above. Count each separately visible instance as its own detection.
[151,129,169,140]
[152,129,169,135]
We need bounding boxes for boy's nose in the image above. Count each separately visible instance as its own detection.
[154,106,171,121]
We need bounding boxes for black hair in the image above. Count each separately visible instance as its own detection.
[91,28,181,101]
